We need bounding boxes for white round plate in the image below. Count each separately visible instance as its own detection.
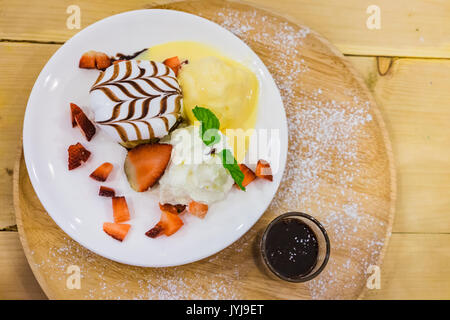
[23,9,287,267]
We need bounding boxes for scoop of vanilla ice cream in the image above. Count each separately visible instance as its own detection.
[159,126,234,205]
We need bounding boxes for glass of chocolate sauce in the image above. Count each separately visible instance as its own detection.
[260,212,330,282]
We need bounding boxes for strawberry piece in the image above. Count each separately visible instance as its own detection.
[145,222,164,238]
[238,164,256,188]
[163,56,181,76]
[124,143,173,192]
[90,162,114,182]
[95,52,111,69]
[79,50,96,69]
[255,159,273,181]
[159,203,186,215]
[79,50,111,70]
[103,222,130,242]
[74,111,96,141]
[99,186,115,197]
[188,201,208,219]
[70,103,82,128]
[145,210,184,238]
[112,196,131,223]
[68,143,91,170]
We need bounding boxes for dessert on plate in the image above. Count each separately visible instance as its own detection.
[68,41,273,242]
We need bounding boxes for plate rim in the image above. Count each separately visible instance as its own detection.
[22,8,288,267]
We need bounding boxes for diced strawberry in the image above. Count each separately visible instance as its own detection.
[188,201,208,219]
[95,52,111,69]
[74,111,96,141]
[90,162,114,182]
[124,143,173,192]
[68,143,91,170]
[79,50,96,69]
[238,164,256,188]
[255,159,273,181]
[163,56,181,76]
[79,50,111,70]
[145,210,184,238]
[145,222,164,238]
[160,210,183,236]
[103,222,130,242]
[70,103,82,128]
[99,186,115,197]
[112,196,130,223]
[159,203,186,215]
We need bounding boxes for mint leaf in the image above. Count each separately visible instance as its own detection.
[220,149,245,191]
[192,106,221,146]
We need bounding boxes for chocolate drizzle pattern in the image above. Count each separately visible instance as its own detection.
[89,60,183,143]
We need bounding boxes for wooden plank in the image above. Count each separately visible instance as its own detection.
[0,231,448,299]
[0,43,59,228]
[0,0,449,58]
[364,233,450,300]
[349,56,450,233]
[0,44,449,234]
[0,232,46,299]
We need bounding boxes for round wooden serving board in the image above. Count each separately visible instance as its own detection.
[14,0,395,299]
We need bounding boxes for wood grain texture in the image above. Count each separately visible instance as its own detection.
[0,43,59,228]
[1,0,449,300]
[1,44,449,234]
[0,232,46,299]
[0,0,449,57]
[350,57,450,233]
[13,0,395,299]
[364,233,450,300]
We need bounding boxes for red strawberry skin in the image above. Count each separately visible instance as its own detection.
[74,111,96,141]
[99,186,115,197]
[90,162,114,182]
[70,103,82,128]
[68,143,91,170]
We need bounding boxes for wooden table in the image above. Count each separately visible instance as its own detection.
[0,0,449,300]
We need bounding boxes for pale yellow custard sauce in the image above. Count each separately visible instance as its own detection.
[137,41,259,162]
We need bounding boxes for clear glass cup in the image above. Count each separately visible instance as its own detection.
[260,212,330,282]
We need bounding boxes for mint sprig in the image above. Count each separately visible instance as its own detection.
[220,149,245,191]
[192,106,221,146]
[192,106,246,191]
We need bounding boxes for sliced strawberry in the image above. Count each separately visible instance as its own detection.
[74,111,96,141]
[99,186,115,197]
[70,103,82,128]
[68,143,91,170]
[255,159,273,181]
[79,50,111,70]
[112,196,131,223]
[145,210,184,238]
[124,143,172,192]
[145,222,164,238]
[103,222,130,242]
[159,203,186,215]
[238,164,256,188]
[90,162,114,182]
[79,50,96,69]
[95,52,112,69]
[160,210,184,236]
[188,201,208,219]
[163,56,181,76]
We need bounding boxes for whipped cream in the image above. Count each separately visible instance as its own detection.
[89,60,183,143]
[159,126,234,206]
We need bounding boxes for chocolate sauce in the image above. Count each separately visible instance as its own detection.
[264,218,319,279]
[115,48,148,61]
